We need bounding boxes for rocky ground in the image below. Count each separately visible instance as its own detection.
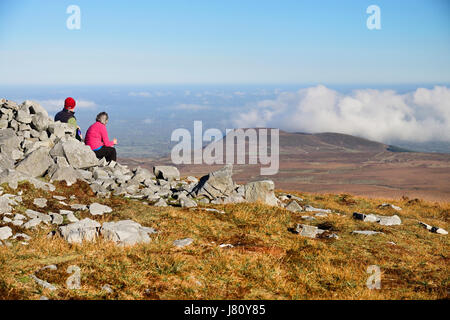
[0,99,448,300]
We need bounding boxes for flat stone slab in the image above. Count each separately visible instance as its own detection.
[71,204,88,211]
[352,212,401,226]
[304,205,331,213]
[33,198,47,208]
[419,222,448,235]
[294,224,325,238]
[89,203,113,215]
[58,218,101,244]
[173,238,194,248]
[286,200,303,213]
[100,220,155,246]
[352,230,383,236]
[0,226,12,240]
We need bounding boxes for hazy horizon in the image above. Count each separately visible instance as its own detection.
[1,83,450,156]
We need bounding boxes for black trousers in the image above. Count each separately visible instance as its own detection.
[94,146,117,162]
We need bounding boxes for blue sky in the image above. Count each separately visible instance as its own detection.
[0,0,449,85]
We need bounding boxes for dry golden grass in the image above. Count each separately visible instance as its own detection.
[0,182,448,300]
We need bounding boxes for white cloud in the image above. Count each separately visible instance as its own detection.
[128,91,152,97]
[234,85,450,143]
[38,99,97,112]
[143,118,153,124]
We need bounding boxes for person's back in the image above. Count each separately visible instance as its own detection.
[54,97,82,141]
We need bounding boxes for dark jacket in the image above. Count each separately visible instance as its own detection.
[54,108,82,141]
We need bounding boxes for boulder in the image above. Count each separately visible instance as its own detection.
[153,166,180,181]
[352,212,401,226]
[89,203,113,216]
[419,222,448,235]
[304,205,331,213]
[294,224,325,238]
[33,198,47,208]
[61,139,98,169]
[286,200,303,213]
[15,147,53,177]
[173,238,193,248]
[58,218,101,244]
[190,164,235,199]
[0,195,12,213]
[0,129,21,150]
[0,226,12,240]
[31,113,50,131]
[244,180,279,206]
[100,220,155,246]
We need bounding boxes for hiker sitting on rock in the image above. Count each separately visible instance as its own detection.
[54,97,83,141]
[85,112,117,162]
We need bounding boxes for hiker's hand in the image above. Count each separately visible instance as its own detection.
[113,138,117,145]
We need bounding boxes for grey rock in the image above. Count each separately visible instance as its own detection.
[48,164,80,186]
[153,165,180,181]
[352,230,383,236]
[50,213,64,225]
[22,100,50,118]
[24,218,42,229]
[0,226,12,240]
[89,203,112,216]
[315,212,328,218]
[58,218,101,244]
[304,205,331,213]
[33,198,47,208]
[70,204,88,211]
[12,233,31,241]
[0,195,12,213]
[12,219,24,226]
[154,198,168,207]
[16,109,32,124]
[31,113,49,131]
[294,224,325,238]
[286,200,303,213]
[179,195,197,208]
[132,167,155,182]
[100,220,154,246]
[66,212,79,223]
[59,210,73,215]
[30,274,56,291]
[378,215,402,226]
[0,129,21,150]
[379,203,402,211]
[25,209,40,219]
[352,212,401,226]
[173,238,193,248]
[61,138,98,169]
[419,222,448,235]
[244,180,279,206]
[53,195,66,201]
[190,164,234,199]
[15,147,53,177]
[101,284,114,293]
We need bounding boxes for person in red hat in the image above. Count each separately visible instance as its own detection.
[54,97,83,141]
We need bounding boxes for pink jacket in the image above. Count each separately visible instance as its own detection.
[85,121,114,150]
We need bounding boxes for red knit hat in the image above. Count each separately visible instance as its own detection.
[64,97,76,109]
